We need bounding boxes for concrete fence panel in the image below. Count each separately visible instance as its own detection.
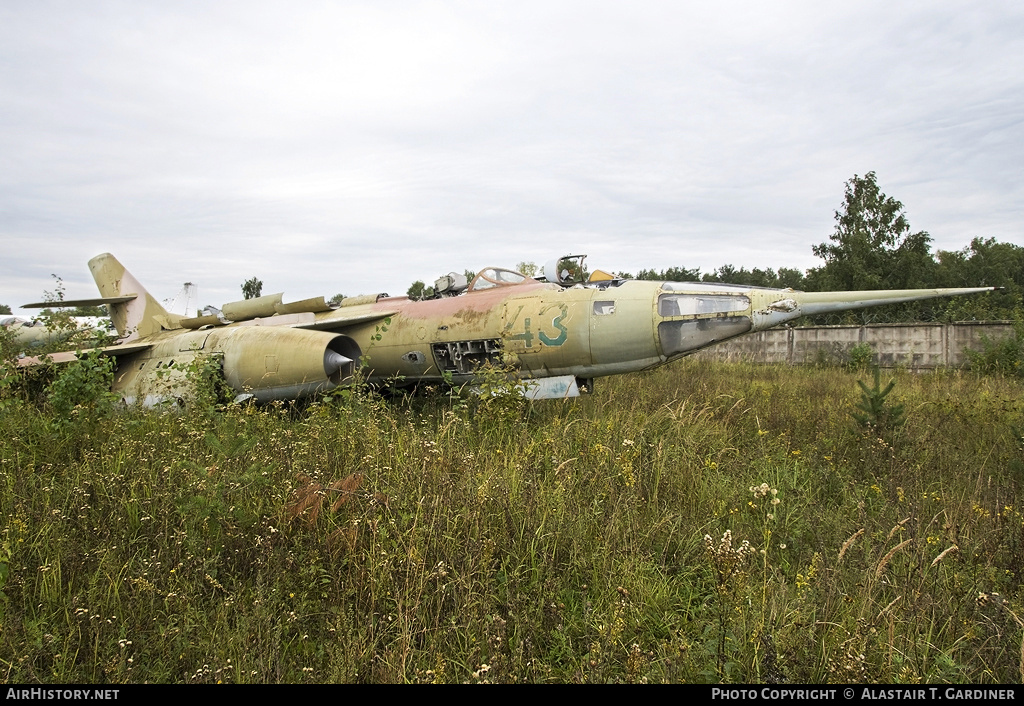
[694,322,1017,369]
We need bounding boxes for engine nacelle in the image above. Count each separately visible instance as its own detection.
[205,326,361,402]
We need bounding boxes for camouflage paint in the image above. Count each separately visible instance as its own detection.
[20,253,998,404]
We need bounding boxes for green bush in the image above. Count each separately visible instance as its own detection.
[45,349,118,421]
[847,342,875,371]
[966,320,1023,378]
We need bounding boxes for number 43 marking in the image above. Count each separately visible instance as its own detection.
[504,303,568,348]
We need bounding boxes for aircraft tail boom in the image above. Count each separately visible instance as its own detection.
[789,287,998,317]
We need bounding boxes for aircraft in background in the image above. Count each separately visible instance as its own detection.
[2,314,111,350]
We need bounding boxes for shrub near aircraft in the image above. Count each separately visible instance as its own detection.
[20,253,996,405]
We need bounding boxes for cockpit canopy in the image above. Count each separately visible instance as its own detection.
[468,267,533,292]
[543,254,589,285]
[457,255,619,295]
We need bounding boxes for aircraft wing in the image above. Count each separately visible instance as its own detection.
[16,341,154,368]
[96,341,154,357]
[293,309,399,332]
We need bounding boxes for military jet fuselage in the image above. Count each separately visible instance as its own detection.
[22,254,997,404]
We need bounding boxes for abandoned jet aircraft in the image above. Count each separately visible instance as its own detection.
[2,315,59,349]
[2,314,110,349]
[20,253,996,404]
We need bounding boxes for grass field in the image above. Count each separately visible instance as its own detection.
[1,360,1022,683]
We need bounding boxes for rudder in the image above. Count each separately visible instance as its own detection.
[88,253,180,340]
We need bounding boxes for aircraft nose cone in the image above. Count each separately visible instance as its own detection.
[323,349,352,379]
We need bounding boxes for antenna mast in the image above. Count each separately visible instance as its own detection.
[164,282,197,316]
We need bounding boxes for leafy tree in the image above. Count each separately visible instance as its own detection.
[807,172,935,292]
[934,237,1024,321]
[407,281,434,301]
[660,266,700,282]
[703,264,743,283]
[0,323,20,364]
[516,261,538,277]
[636,266,701,282]
[0,304,11,315]
[629,264,805,288]
[936,238,1024,288]
[328,293,345,306]
[776,267,807,290]
[241,277,263,300]
[68,305,107,317]
[34,276,81,351]
[806,172,937,322]
[703,265,800,288]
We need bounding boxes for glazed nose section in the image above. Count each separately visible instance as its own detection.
[656,291,750,318]
[655,288,753,358]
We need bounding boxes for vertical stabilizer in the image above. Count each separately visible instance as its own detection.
[88,253,180,340]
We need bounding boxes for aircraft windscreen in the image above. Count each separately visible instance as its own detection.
[469,267,529,291]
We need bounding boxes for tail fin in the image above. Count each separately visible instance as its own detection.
[88,253,181,340]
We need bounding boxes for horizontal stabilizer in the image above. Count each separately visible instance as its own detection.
[22,296,137,309]
[15,340,153,368]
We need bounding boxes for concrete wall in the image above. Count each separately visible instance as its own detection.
[693,321,1017,369]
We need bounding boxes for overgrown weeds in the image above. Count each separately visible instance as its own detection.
[0,359,1022,682]
[966,318,1024,378]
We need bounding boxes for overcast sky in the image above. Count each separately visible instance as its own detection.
[2,1,1022,316]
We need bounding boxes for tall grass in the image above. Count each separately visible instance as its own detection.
[1,360,1022,683]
